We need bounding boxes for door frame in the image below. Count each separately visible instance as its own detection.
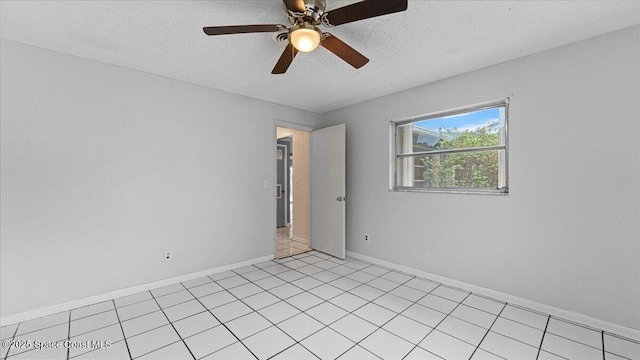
[276,142,289,228]
[273,120,314,258]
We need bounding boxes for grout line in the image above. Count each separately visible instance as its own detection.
[113,297,152,311]
[65,314,122,341]
[601,330,606,360]
[485,312,598,360]
[70,308,114,322]
[67,300,120,323]
[127,310,206,347]
[147,292,196,360]
[150,286,189,300]
[401,289,473,359]
[115,306,164,327]
[469,302,507,359]
[548,315,614,335]
[126,336,183,359]
[545,327,611,354]
[501,301,551,318]
[497,309,549,333]
[2,323,21,360]
[111,299,133,360]
[9,318,69,338]
[536,315,552,360]
[66,311,71,360]
[4,318,71,359]
[180,283,260,360]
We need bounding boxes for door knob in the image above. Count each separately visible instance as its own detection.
[336,197,342,201]
[336,196,345,201]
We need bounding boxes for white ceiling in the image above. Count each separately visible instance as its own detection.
[1,1,639,113]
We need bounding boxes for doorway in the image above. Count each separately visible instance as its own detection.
[276,139,290,228]
[276,127,311,258]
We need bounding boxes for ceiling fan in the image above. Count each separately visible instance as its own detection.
[202,0,408,74]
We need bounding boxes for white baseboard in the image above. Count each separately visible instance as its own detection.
[346,251,640,341]
[0,254,274,327]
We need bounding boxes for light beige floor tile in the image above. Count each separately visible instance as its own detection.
[547,318,603,349]
[225,312,271,340]
[114,291,153,308]
[462,295,505,315]
[301,327,354,360]
[436,315,487,346]
[137,341,193,359]
[116,299,160,321]
[120,310,168,338]
[480,331,539,360]
[382,315,433,344]
[272,344,323,360]
[71,301,114,320]
[337,345,382,360]
[70,310,119,337]
[71,340,129,359]
[360,329,414,360]
[243,326,296,360]
[126,324,180,358]
[172,311,219,339]
[450,304,498,328]
[68,324,124,358]
[202,342,255,360]
[491,317,544,347]
[419,330,476,360]
[15,312,69,335]
[541,333,604,360]
[604,333,640,359]
[278,313,324,342]
[183,325,236,359]
[330,314,378,343]
[500,305,548,330]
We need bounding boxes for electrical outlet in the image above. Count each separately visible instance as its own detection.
[164,250,173,261]
[364,234,370,242]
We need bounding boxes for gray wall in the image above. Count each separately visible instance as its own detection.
[0,40,320,317]
[321,26,640,330]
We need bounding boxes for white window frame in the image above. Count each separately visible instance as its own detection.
[389,99,509,195]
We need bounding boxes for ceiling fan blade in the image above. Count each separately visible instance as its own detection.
[203,24,286,36]
[272,43,299,74]
[283,0,306,13]
[321,33,369,69]
[323,0,408,26]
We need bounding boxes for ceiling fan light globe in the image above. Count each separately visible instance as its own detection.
[290,27,321,52]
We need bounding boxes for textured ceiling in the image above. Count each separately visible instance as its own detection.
[1,1,639,113]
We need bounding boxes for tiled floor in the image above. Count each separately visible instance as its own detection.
[276,226,310,259]
[1,251,639,360]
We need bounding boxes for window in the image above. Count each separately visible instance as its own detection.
[390,99,508,194]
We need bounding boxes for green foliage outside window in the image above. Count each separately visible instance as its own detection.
[421,126,500,188]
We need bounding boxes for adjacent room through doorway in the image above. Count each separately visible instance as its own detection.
[276,127,311,258]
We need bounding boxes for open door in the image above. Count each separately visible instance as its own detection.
[311,124,346,259]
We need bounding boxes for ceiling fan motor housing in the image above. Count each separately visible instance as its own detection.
[286,0,326,25]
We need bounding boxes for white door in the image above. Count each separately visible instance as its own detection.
[311,124,346,259]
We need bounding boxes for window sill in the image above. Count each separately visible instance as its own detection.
[391,187,509,196]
